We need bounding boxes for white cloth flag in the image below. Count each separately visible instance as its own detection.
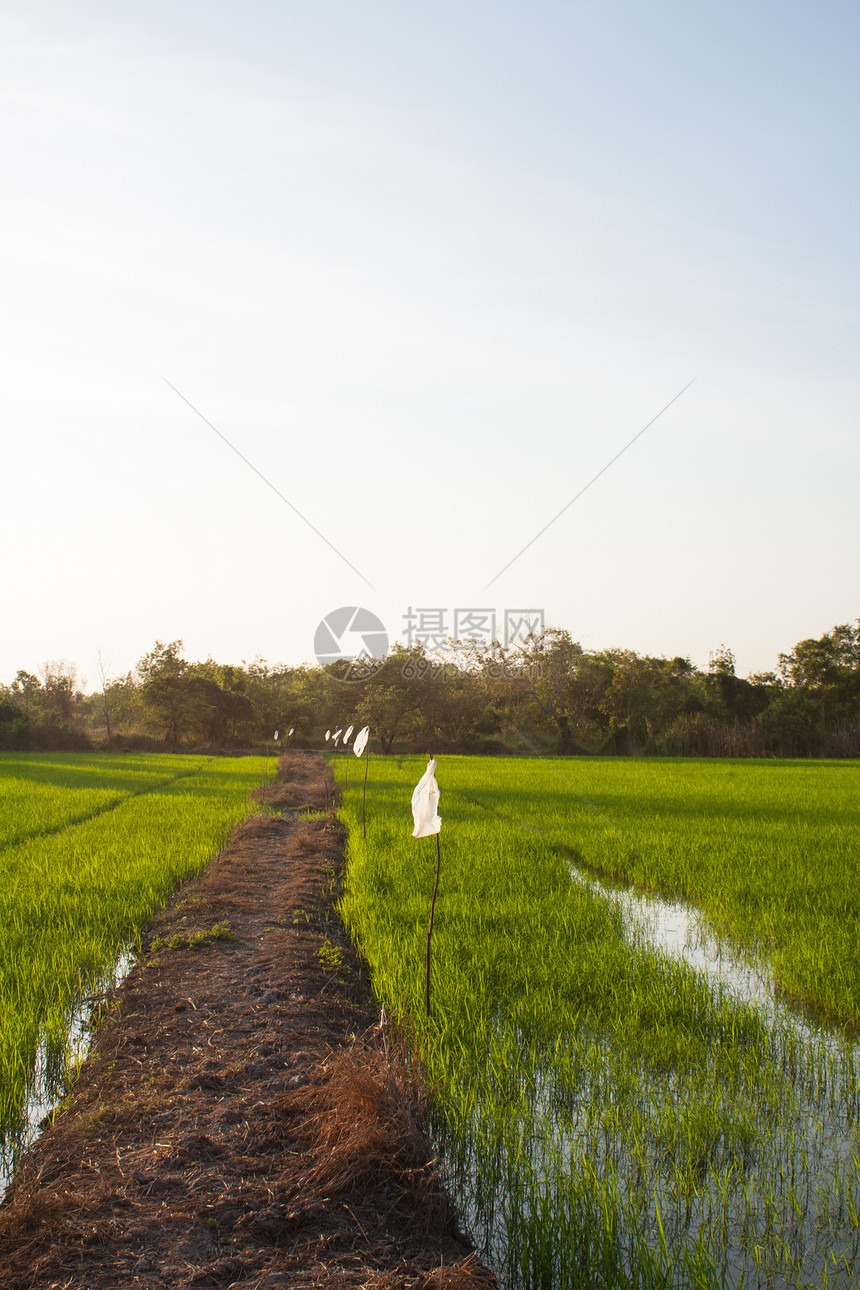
[411,758,441,838]
[343,724,354,744]
[353,726,370,757]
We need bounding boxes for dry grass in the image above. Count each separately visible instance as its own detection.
[274,1038,502,1283]
[227,811,288,843]
[283,1042,448,1222]
[364,1253,501,1289]
[251,751,334,810]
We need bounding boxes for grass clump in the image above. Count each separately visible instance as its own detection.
[316,938,345,971]
[151,920,234,952]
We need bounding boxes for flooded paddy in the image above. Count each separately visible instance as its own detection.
[0,949,133,1199]
[341,755,860,1288]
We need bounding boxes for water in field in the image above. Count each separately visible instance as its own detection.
[437,794,860,1287]
[573,863,818,1034]
[490,860,860,1288]
[0,948,134,1199]
[339,757,860,1288]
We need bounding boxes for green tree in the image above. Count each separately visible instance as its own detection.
[11,670,43,720]
[524,630,606,753]
[137,641,192,744]
[0,692,28,749]
[773,620,860,747]
[337,644,444,754]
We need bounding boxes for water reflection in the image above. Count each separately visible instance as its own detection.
[0,948,134,1198]
[569,858,856,1054]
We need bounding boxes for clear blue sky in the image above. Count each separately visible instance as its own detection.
[2,0,857,688]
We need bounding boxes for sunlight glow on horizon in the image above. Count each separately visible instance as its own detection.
[1,2,857,685]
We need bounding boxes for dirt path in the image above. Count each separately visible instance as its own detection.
[0,755,498,1290]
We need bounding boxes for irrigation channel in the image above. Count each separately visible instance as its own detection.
[0,951,134,1199]
[427,798,860,1288]
[612,880,860,1288]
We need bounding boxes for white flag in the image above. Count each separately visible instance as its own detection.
[274,730,279,740]
[288,727,294,735]
[411,759,441,838]
[325,729,331,741]
[343,724,355,744]
[353,726,370,757]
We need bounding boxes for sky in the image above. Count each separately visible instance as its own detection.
[2,0,858,690]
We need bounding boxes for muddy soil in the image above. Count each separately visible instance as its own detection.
[0,755,498,1290]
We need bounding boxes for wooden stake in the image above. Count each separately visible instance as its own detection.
[425,831,441,1018]
[362,744,370,839]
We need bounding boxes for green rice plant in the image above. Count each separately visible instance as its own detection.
[453,756,860,1026]
[0,753,266,1159]
[150,920,234,951]
[0,752,202,852]
[339,755,860,1288]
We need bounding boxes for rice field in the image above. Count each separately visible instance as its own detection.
[457,757,860,1027]
[4,748,859,1284]
[0,752,266,1165]
[338,754,860,1289]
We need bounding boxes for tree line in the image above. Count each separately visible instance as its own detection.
[1,620,859,758]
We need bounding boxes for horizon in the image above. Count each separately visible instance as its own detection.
[6,610,851,699]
